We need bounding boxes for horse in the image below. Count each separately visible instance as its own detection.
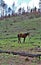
[17,32,30,43]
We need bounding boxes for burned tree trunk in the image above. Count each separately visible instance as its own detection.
[0,50,41,60]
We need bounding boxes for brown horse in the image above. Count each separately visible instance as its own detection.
[17,32,30,43]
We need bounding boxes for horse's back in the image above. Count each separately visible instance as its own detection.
[18,33,27,38]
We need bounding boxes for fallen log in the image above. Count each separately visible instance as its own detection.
[0,50,41,60]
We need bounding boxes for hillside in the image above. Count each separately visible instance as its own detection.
[0,15,41,39]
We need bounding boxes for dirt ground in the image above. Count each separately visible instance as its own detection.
[0,47,41,65]
[0,53,41,65]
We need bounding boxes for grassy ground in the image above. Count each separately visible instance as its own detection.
[0,15,41,65]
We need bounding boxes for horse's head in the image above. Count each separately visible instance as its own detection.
[25,32,30,36]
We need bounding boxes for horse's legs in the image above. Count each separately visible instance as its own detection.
[18,37,21,43]
[23,38,25,43]
[20,40,21,43]
[18,37,19,43]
